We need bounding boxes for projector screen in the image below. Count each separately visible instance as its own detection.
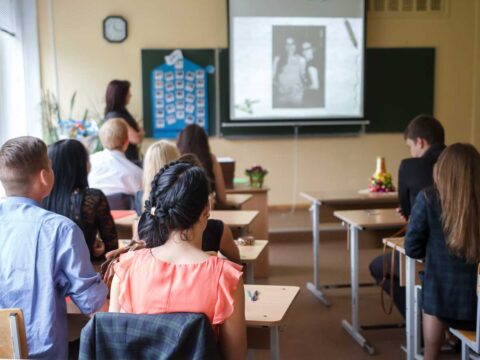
[229,0,365,121]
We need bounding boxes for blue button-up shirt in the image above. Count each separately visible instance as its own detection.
[0,197,107,359]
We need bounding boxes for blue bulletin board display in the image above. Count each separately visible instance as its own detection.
[150,50,209,139]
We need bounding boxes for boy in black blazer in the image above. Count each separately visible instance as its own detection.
[369,115,445,317]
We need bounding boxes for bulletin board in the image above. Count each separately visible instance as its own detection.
[142,49,216,138]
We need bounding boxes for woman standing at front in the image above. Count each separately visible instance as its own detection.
[105,80,144,164]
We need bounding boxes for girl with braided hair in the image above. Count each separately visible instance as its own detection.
[109,161,246,359]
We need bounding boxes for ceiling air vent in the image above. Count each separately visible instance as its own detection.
[388,0,399,11]
[368,0,448,17]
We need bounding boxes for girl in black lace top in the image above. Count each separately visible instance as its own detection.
[43,139,118,259]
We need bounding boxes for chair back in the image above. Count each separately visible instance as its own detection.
[79,312,220,360]
[0,308,28,359]
[476,265,480,345]
[106,193,134,210]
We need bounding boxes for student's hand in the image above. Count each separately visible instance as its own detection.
[93,239,106,257]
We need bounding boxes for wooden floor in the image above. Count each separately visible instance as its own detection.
[257,209,459,359]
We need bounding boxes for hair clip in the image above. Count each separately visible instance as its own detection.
[150,206,156,216]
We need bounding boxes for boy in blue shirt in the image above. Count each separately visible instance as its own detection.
[0,136,107,359]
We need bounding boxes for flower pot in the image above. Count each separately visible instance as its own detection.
[248,174,264,189]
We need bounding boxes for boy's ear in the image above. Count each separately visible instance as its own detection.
[39,167,54,195]
[418,137,428,149]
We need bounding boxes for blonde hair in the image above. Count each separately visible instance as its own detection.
[99,118,128,150]
[142,140,180,207]
[434,143,480,263]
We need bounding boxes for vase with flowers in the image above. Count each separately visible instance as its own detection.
[245,165,268,189]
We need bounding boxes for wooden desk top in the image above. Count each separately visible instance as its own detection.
[68,283,300,327]
[210,210,258,228]
[334,208,405,230]
[383,237,406,255]
[112,211,138,226]
[226,185,270,194]
[237,240,268,262]
[244,285,300,327]
[111,209,260,229]
[225,194,253,208]
[118,239,268,264]
[300,190,398,205]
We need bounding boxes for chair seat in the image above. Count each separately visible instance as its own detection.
[450,328,479,352]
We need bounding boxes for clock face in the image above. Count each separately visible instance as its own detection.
[103,16,127,43]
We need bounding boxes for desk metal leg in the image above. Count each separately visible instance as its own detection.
[405,256,416,360]
[461,341,470,360]
[245,263,254,284]
[341,225,375,355]
[270,326,280,360]
[306,201,331,307]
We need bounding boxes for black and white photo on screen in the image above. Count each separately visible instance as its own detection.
[272,25,326,109]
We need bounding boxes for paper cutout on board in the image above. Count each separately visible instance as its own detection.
[151,49,210,138]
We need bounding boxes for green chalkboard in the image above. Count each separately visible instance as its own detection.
[142,47,435,137]
[365,48,435,132]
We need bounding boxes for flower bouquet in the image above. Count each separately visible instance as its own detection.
[245,165,268,189]
[368,157,395,193]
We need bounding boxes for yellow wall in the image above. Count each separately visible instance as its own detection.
[37,0,480,205]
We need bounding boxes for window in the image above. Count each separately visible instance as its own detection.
[0,0,41,145]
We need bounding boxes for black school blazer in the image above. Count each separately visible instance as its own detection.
[405,187,477,321]
[398,144,445,219]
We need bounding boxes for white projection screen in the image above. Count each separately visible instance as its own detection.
[229,0,365,121]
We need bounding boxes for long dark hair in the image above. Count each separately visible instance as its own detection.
[105,80,130,115]
[433,143,480,263]
[177,124,214,185]
[43,139,89,219]
[138,161,210,248]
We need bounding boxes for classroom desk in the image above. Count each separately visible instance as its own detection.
[225,194,253,209]
[238,240,268,284]
[383,237,424,360]
[245,284,300,360]
[210,210,259,236]
[112,210,259,240]
[334,209,405,355]
[226,185,270,278]
[118,239,268,284]
[300,190,398,306]
[67,284,299,360]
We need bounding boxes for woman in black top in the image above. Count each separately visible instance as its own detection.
[105,80,144,163]
[43,139,118,259]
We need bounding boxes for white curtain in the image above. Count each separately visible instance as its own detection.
[0,0,41,146]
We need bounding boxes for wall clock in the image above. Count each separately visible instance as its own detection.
[103,16,128,43]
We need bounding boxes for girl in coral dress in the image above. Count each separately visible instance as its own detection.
[109,161,246,360]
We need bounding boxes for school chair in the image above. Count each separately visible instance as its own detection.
[79,312,220,360]
[0,308,28,359]
[106,193,134,210]
[449,267,480,360]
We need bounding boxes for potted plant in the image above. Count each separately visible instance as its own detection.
[41,90,103,152]
[245,165,268,189]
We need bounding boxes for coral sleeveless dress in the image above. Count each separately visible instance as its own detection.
[114,249,243,325]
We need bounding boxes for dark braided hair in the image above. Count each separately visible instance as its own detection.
[138,161,211,248]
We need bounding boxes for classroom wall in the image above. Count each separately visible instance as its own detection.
[36,0,480,206]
